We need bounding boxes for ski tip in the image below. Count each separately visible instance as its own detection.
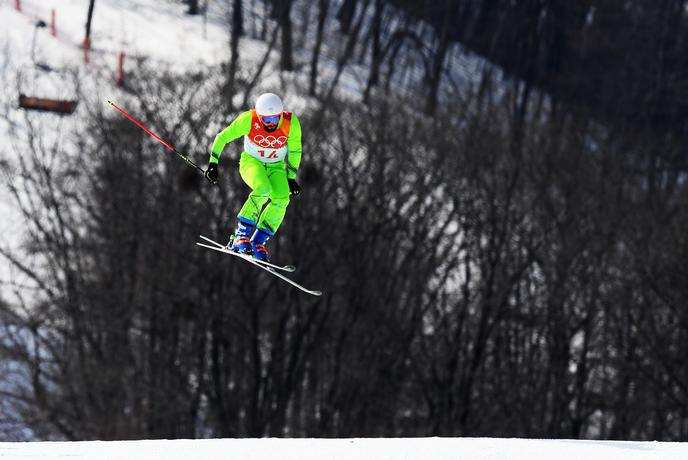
[285,265,296,272]
[311,291,323,297]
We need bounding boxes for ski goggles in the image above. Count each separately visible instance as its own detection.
[261,114,281,124]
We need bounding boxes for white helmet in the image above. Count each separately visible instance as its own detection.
[255,92,283,116]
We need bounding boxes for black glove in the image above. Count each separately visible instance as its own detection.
[205,163,218,184]
[288,178,301,196]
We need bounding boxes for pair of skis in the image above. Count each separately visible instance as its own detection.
[196,235,322,296]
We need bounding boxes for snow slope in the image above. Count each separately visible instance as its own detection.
[1,437,687,460]
[3,0,230,67]
[0,0,238,291]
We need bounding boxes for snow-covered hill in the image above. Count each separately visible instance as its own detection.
[3,1,665,455]
[1,0,485,288]
[0,0,260,289]
[1,437,687,460]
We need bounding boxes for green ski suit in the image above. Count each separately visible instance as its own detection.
[209,110,302,235]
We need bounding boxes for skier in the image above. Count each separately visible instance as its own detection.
[204,93,302,262]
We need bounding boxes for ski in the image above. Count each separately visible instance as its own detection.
[198,235,295,272]
[196,236,322,297]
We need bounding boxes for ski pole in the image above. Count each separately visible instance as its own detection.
[106,100,207,176]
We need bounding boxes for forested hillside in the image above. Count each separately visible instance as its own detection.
[391,0,688,134]
[1,0,687,442]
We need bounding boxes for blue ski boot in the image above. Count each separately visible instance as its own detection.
[230,218,255,254]
[250,227,273,262]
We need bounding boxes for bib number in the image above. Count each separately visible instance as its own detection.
[258,149,279,159]
[244,136,287,162]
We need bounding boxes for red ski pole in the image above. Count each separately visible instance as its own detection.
[107,100,207,176]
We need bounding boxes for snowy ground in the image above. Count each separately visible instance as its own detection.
[0,0,236,291]
[1,437,687,460]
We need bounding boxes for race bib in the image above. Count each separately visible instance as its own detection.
[244,134,288,163]
[243,110,293,163]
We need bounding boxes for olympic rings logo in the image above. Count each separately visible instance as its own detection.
[252,135,287,148]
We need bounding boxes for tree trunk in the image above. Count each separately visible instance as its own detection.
[309,0,330,96]
[85,0,96,43]
[226,0,244,110]
[337,0,357,34]
[363,0,384,102]
[325,0,370,101]
[425,0,454,115]
[187,0,199,15]
[242,26,280,106]
[277,0,294,71]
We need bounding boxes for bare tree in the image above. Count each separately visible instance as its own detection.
[424,0,455,114]
[225,0,244,110]
[274,0,295,71]
[84,0,96,47]
[187,0,200,15]
[308,0,330,96]
[324,0,371,100]
[362,0,384,102]
[336,0,358,34]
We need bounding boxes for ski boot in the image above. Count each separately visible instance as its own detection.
[250,228,273,262]
[229,218,255,254]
